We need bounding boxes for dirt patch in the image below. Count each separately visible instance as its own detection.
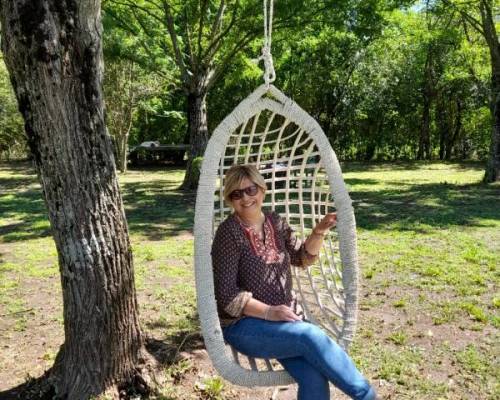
[0,272,63,389]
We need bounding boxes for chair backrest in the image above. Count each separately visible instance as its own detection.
[194,84,359,387]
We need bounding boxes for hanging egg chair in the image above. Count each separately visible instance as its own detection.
[194,0,360,388]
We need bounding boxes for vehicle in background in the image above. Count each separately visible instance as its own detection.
[128,143,188,167]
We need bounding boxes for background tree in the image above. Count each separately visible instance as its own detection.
[103,59,163,173]
[104,0,399,189]
[104,0,263,189]
[0,1,153,398]
[102,11,180,172]
[0,56,25,160]
[0,2,494,168]
[441,0,500,181]
[99,1,492,169]
[104,60,140,173]
[332,5,490,161]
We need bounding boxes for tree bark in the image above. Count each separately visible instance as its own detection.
[181,88,209,190]
[418,95,432,160]
[418,51,433,160]
[480,0,500,182]
[119,130,130,173]
[437,95,462,160]
[437,94,448,160]
[447,99,462,160]
[115,62,135,174]
[486,75,500,181]
[0,1,149,398]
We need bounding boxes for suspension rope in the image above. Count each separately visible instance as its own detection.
[259,0,276,88]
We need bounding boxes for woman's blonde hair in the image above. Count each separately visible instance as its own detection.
[223,164,267,204]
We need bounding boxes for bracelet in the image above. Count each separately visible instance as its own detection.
[263,305,271,320]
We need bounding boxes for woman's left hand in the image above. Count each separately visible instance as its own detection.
[313,213,337,235]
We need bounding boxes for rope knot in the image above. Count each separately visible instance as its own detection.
[259,0,275,88]
[259,45,276,87]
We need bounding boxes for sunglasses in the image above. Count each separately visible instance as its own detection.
[229,184,259,200]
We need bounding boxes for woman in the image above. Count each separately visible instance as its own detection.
[211,164,377,400]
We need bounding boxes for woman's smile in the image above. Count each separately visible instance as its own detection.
[231,177,265,219]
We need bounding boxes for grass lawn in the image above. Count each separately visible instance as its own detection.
[0,160,498,399]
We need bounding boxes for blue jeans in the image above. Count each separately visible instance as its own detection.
[223,318,376,400]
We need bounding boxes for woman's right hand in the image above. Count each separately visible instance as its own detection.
[266,305,302,322]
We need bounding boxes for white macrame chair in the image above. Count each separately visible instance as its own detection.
[194,83,360,387]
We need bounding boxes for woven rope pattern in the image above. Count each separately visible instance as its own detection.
[194,84,359,387]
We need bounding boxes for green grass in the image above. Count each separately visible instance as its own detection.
[0,160,499,399]
[340,162,500,399]
[196,376,225,400]
[387,330,409,345]
[431,301,457,325]
[392,298,407,308]
[460,302,488,323]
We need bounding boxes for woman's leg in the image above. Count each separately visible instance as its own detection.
[278,356,329,400]
[223,317,376,400]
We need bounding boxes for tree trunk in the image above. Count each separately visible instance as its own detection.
[437,94,448,160]
[116,129,130,174]
[120,131,129,173]
[480,0,500,182]
[446,99,462,160]
[486,75,500,181]
[181,89,209,190]
[437,95,462,160]
[418,94,432,160]
[0,1,149,398]
[113,133,123,173]
[418,52,433,160]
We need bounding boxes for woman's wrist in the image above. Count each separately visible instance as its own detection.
[263,305,271,320]
[312,228,327,237]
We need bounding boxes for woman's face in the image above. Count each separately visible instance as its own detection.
[230,177,265,218]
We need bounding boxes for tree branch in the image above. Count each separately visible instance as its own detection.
[441,0,485,35]
[208,29,259,89]
[201,0,240,66]
[104,8,173,81]
[209,0,226,44]
[184,7,196,70]
[197,0,209,62]
[144,0,164,12]
[479,0,499,49]
[109,0,165,25]
[130,7,158,44]
[162,0,190,84]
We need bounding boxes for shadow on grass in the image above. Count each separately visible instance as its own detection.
[0,176,39,192]
[145,311,204,367]
[352,181,500,231]
[0,164,195,242]
[1,161,496,242]
[0,162,48,242]
[0,160,39,193]
[0,369,55,400]
[344,178,379,186]
[121,180,195,240]
[0,190,51,243]
[341,160,486,173]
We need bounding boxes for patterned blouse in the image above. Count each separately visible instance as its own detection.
[211,210,318,326]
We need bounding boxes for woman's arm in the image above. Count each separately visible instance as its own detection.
[304,213,337,256]
[212,224,253,318]
[243,298,302,322]
[279,212,337,267]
